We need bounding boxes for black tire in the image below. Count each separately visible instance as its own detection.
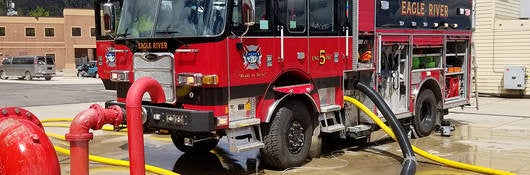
[45,76,52,80]
[413,89,439,137]
[24,71,32,80]
[170,131,219,154]
[260,101,313,169]
[0,71,6,80]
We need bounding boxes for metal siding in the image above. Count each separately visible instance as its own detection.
[476,21,530,95]
[494,0,521,19]
[473,0,498,93]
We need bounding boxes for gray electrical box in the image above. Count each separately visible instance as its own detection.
[504,66,526,90]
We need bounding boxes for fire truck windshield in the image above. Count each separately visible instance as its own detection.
[117,0,228,38]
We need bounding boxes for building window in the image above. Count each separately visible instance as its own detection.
[90,27,96,37]
[45,53,56,64]
[0,27,5,37]
[46,53,56,59]
[45,28,55,37]
[72,27,82,37]
[25,27,36,37]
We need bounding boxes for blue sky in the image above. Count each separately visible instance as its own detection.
[522,1,530,17]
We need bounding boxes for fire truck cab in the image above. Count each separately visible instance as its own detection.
[95,0,473,168]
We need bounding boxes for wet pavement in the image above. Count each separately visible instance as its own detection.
[26,97,530,175]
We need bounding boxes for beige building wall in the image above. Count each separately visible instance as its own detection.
[475,0,530,96]
[0,9,95,75]
[0,17,67,69]
[63,9,96,75]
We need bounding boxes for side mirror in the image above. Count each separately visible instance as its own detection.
[103,2,116,31]
[242,0,255,26]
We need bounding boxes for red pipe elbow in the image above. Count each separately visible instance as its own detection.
[125,77,166,175]
[66,104,123,141]
[65,104,123,175]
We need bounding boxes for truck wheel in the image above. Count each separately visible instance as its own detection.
[24,71,32,80]
[170,131,219,154]
[261,101,313,169]
[0,71,6,80]
[413,89,438,137]
[45,76,52,81]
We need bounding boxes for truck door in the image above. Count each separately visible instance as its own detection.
[275,0,308,72]
[307,0,349,106]
[227,0,279,102]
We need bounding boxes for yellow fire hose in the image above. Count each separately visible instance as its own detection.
[42,96,517,175]
[41,118,74,123]
[344,96,516,175]
[42,119,178,175]
[53,146,178,175]
[42,123,127,132]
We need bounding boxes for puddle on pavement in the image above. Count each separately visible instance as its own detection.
[53,121,528,175]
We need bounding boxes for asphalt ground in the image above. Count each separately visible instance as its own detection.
[2,78,529,175]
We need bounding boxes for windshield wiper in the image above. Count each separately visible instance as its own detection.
[155,25,180,35]
[114,28,130,39]
[155,31,179,34]
[155,26,189,48]
[115,33,130,38]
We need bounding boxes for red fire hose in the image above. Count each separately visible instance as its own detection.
[125,77,166,175]
[65,104,124,175]
[0,107,60,175]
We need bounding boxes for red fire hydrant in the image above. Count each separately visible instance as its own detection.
[0,107,61,175]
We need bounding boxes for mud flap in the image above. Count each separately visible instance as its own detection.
[309,126,322,158]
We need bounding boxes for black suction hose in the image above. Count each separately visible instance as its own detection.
[354,81,416,175]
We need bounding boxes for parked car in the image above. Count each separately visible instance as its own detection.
[0,56,56,80]
[77,61,99,78]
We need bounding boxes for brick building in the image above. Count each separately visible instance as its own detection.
[0,9,95,75]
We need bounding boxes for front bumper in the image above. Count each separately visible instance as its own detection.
[105,101,215,132]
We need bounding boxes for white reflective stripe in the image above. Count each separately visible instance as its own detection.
[280,26,284,61]
[345,28,349,58]
[175,49,199,53]
[108,49,128,53]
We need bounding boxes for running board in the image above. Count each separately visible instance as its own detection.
[233,142,265,152]
[229,118,261,128]
[320,104,345,133]
[226,124,264,152]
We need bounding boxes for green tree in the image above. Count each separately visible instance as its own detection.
[0,1,5,16]
[28,6,50,17]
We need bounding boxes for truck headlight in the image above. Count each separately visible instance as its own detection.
[178,73,218,86]
[110,70,129,82]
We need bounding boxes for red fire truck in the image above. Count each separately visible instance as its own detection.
[94,0,123,90]
[95,0,473,168]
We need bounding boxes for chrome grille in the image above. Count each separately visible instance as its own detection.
[133,53,175,103]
